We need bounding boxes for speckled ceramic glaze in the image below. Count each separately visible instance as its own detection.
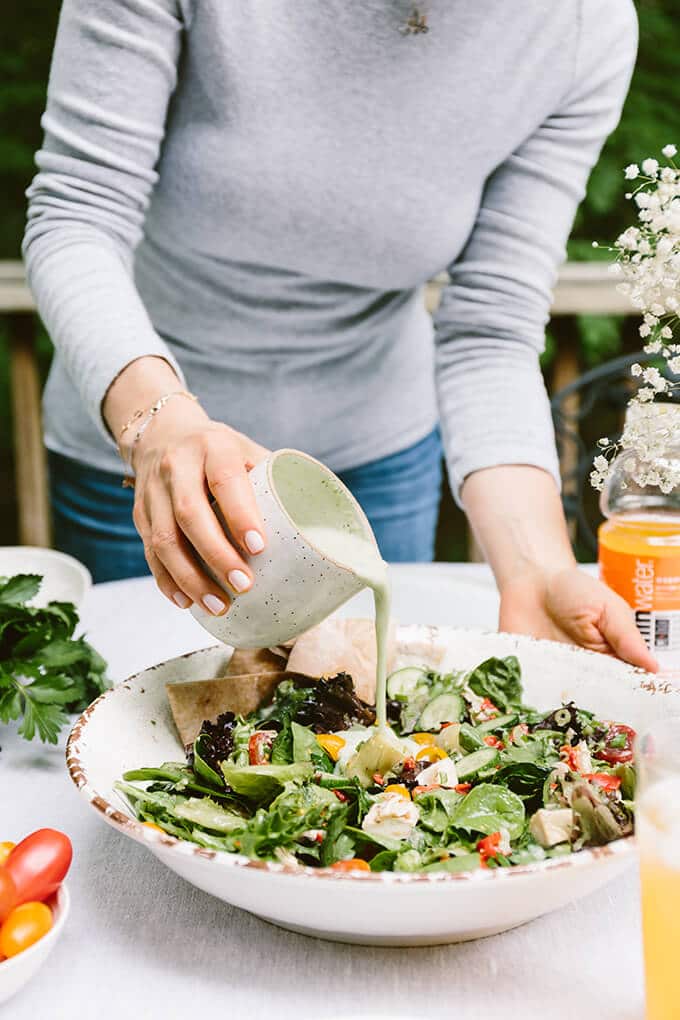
[66,628,680,946]
[190,449,379,647]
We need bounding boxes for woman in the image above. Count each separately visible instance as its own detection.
[24,0,656,670]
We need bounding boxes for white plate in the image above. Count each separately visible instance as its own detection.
[66,629,680,946]
[0,885,70,1005]
[0,547,91,607]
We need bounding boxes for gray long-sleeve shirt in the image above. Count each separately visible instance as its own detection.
[24,0,636,497]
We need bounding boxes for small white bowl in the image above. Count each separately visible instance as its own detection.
[0,548,91,608]
[0,885,70,1005]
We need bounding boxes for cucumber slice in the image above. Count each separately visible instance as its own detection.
[458,723,486,753]
[477,713,518,734]
[417,692,465,732]
[456,747,500,780]
[387,667,429,700]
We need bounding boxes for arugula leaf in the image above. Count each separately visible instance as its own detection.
[467,656,523,711]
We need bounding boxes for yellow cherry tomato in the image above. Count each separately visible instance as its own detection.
[142,822,164,833]
[0,842,15,867]
[315,734,346,761]
[411,733,435,745]
[415,745,448,762]
[0,902,52,958]
[384,784,411,800]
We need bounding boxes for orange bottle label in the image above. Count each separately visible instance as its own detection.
[599,544,680,612]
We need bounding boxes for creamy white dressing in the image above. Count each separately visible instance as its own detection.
[302,524,392,729]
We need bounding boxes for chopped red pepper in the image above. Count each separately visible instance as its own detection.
[477,832,503,864]
[402,757,416,771]
[478,697,499,721]
[332,789,349,803]
[560,744,579,771]
[440,721,455,729]
[455,783,472,794]
[412,783,442,796]
[582,773,622,791]
[483,734,505,749]
[372,773,385,786]
[248,730,275,765]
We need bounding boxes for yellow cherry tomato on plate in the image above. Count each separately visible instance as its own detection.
[315,734,346,761]
[415,746,447,762]
[0,842,15,867]
[330,858,371,873]
[411,733,434,745]
[384,784,411,799]
[0,902,52,958]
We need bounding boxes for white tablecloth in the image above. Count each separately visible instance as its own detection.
[3,565,645,1020]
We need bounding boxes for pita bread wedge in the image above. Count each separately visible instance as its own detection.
[166,672,283,746]
[286,617,396,704]
[226,646,288,675]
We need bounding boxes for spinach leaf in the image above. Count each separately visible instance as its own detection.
[452,783,526,840]
[422,853,483,873]
[414,788,462,833]
[467,655,523,711]
[292,721,319,762]
[174,797,247,833]
[491,763,551,813]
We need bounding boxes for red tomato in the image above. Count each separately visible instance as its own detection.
[0,902,52,958]
[5,829,72,906]
[483,735,505,749]
[0,870,17,923]
[455,783,472,794]
[594,724,636,765]
[248,730,275,766]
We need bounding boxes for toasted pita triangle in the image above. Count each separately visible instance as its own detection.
[166,672,284,746]
[286,617,396,704]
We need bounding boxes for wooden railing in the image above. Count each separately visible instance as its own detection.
[1,259,634,550]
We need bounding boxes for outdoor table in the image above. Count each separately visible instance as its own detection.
[4,564,645,1020]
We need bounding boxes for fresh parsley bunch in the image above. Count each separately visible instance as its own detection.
[0,574,108,744]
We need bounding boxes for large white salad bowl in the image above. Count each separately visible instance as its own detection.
[66,628,680,946]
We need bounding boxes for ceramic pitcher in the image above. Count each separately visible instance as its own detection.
[190,449,380,647]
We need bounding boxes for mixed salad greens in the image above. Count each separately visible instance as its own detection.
[116,656,636,873]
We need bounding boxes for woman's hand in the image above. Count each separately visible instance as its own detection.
[461,465,658,672]
[499,566,658,672]
[103,357,269,615]
[131,400,269,614]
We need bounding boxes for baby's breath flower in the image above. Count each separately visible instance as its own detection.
[624,164,640,180]
[641,158,659,177]
[662,144,677,158]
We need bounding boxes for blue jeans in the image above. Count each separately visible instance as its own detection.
[48,430,443,583]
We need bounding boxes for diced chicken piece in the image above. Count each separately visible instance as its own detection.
[416,757,458,788]
[530,808,575,848]
[574,740,593,774]
[362,793,420,842]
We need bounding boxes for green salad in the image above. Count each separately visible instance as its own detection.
[116,656,636,873]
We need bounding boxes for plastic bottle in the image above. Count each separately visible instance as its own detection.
[598,403,680,672]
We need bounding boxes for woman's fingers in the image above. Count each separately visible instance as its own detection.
[204,438,266,556]
[166,453,256,595]
[601,592,659,673]
[143,484,232,616]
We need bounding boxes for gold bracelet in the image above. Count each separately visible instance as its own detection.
[118,390,198,468]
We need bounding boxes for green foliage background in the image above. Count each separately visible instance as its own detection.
[0,1,678,550]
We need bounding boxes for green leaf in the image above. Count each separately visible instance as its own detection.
[291,721,320,762]
[452,783,526,841]
[467,656,523,711]
[0,574,41,605]
[221,761,314,804]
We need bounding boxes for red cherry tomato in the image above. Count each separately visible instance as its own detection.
[583,773,622,791]
[5,829,72,906]
[594,724,636,765]
[248,730,275,766]
[0,870,17,923]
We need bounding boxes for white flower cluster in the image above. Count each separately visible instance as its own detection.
[590,145,680,493]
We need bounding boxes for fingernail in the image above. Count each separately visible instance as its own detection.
[202,593,228,616]
[228,569,251,593]
[173,591,192,609]
[245,530,265,554]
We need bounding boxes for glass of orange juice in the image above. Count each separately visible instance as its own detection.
[637,718,680,1020]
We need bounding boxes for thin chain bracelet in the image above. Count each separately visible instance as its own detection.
[118,389,198,478]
